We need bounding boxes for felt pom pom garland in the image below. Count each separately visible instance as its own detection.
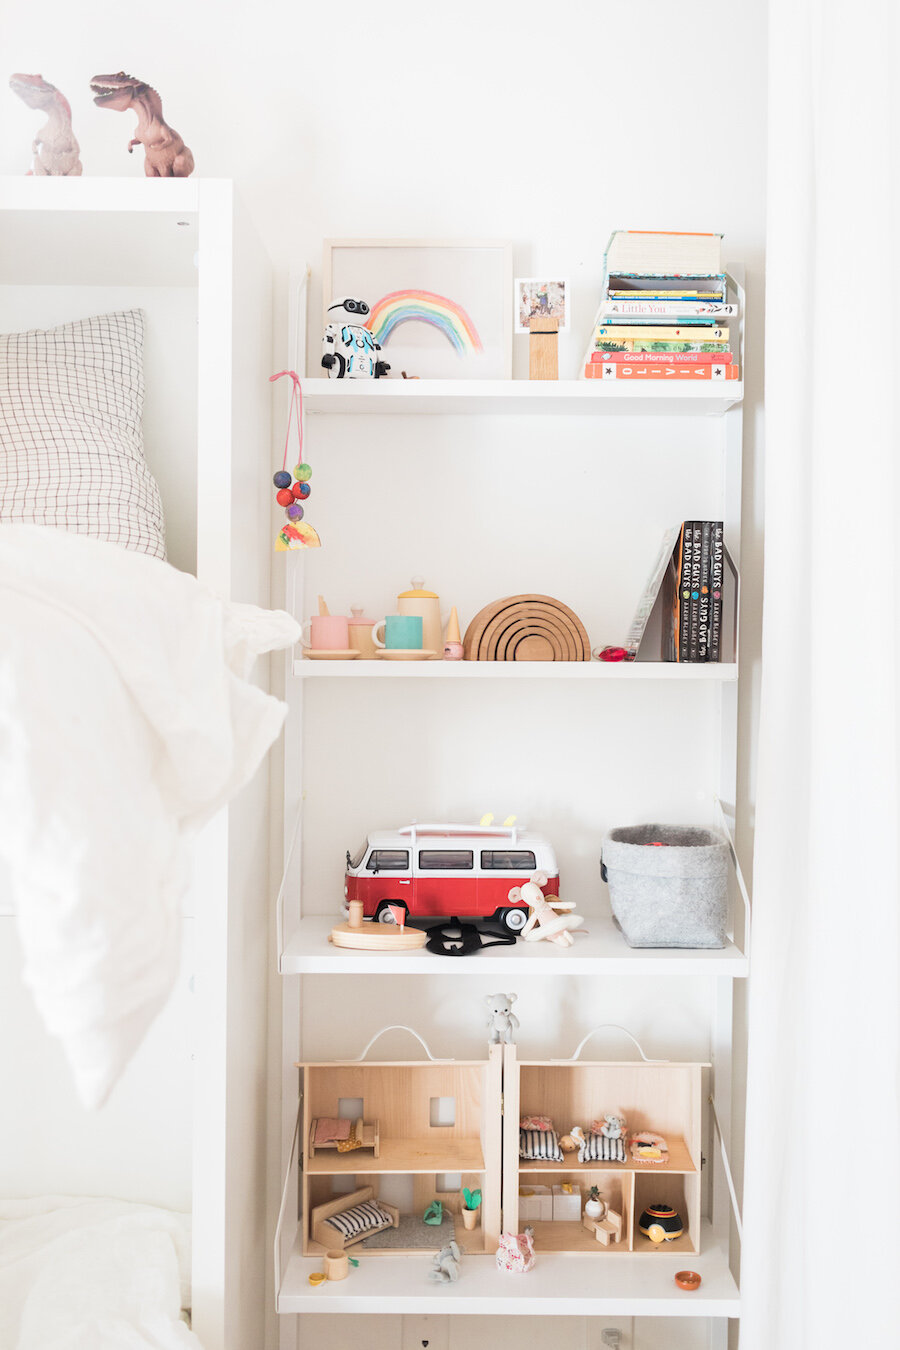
[269,370,321,551]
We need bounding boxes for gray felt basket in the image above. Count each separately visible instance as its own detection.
[600,824,729,949]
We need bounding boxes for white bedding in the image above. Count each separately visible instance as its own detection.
[0,1196,199,1349]
[0,525,300,1108]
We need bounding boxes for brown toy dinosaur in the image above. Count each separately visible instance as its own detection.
[90,72,194,177]
[9,73,82,176]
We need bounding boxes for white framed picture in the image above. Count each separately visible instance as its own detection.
[515,277,570,334]
[322,239,513,379]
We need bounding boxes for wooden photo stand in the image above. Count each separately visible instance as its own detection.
[529,315,559,380]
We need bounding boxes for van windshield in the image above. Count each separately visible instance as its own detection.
[348,841,367,869]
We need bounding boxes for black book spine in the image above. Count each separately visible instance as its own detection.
[708,521,724,662]
[678,522,693,662]
[687,521,703,661]
[697,521,712,661]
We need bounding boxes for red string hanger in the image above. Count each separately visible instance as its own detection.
[270,370,321,551]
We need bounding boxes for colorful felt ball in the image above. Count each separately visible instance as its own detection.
[286,503,304,521]
[294,463,312,483]
[295,482,311,499]
[275,488,294,507]
[273,470,292,489]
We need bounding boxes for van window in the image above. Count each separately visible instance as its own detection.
[418,850,474,870]
[366,850,409,871]
[348,841,367,869]
[480,850,537,871]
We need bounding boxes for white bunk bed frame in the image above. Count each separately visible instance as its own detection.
[0,177,274,1350]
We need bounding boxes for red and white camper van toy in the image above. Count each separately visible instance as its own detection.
[344,822,560,933]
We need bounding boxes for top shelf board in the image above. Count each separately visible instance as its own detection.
[0,176,206,287]
[301,379,742,418]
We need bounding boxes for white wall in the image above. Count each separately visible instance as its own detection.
[0,4,766,1348]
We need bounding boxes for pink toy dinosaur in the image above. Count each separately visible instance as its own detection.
[9,74,82,176]
[90,72,194,177]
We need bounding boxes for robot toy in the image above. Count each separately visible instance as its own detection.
[321,296,390,379]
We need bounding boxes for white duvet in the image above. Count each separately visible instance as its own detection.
[0,525,300,1109]
[0,1196,199,1349]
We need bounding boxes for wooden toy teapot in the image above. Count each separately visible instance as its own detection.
[396,578,443,659]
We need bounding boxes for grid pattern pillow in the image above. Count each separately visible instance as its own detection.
[324,1199,393,1240]
[519,1128,564,1162]
[578,1133,627,1164]
[0,308,166,558]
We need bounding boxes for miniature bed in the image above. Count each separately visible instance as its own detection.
[311,1185,400,1250]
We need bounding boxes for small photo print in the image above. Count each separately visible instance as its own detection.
[515,278,569,333]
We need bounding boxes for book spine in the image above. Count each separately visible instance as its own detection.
[600,300,737,318]
[697,521,712,661]
[708,521,724,662]
[596,325,729,341]
[607,291,725,301]
[678,522,693,663]
[591,350,734,364]
[687,522,703,661]
[586,363,740,380]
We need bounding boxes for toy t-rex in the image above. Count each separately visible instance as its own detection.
[90,72,194,177]
[9,74,82,176]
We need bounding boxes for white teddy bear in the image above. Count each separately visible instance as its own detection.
[485,992,519,1044]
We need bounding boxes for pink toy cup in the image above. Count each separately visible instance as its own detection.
[301,614,350,651]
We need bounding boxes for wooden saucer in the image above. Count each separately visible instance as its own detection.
[303,649,360,660]
[374,649,438,661]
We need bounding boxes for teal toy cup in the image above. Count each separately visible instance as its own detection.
[372,614,423,650]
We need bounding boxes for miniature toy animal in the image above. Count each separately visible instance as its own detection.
[428,1240,463,1283]
[322,297,390,379]
[485,992,519,1044]
[90,72,194,177]
[599,1111,627,1140]
[510,871,586,948]
[495,1227,535,1273]
[9,74,82,176]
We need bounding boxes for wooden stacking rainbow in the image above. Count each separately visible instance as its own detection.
[367,289,483,355]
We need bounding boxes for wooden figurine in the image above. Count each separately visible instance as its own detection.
[529,316,559,380]
[510,871,586,947]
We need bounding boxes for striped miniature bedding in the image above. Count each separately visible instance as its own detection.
[519,1128,564,1162]
[323,1199,393,1239]
[578,1133,627,1164]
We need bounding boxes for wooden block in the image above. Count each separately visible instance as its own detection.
[594,1221,614,1246]
[529,316,559,381]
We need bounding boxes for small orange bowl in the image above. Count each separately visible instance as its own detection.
[675,1270,701,1292]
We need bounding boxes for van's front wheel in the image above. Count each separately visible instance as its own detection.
[498,907,528,933]
[375,901,407,925]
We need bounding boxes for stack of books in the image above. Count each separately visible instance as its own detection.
[664,520,725,662]
[582,231,739,383]
[623,521,726,663]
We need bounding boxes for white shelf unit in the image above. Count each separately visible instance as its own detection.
[299,378,743,418]
[277,268,747,1346]
[0,177,273,1350]
[293,660,739,681]
[280,916,748,977]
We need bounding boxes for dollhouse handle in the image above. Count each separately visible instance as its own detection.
[347,1025,453,1063]
[555,1024,669,1064]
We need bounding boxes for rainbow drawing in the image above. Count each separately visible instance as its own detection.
[367,290,483,356]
